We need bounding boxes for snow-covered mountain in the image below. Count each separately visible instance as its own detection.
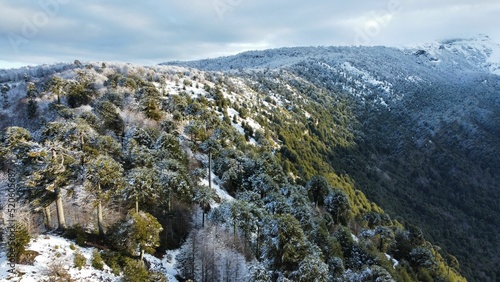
[0,35,498,282]
[162,35,500,130]
[163,34,500,75]
[162,35,500,282]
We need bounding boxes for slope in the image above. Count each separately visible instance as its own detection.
[0,61,467,281]
[164,35,500,281]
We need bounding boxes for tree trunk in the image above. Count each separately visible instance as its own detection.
[55,187,67,230]
[135,189,139,214]
[208,150,212,190]
[233,222,237,243]
[140,248,145,261]
[97,182,105,237]
[191,233,196,279]
[97,199,104,236]
[256,225,260,259]
[166,192,171,212]
[202,211,205,228]
[80,132,85,166]
[43,205,52,230]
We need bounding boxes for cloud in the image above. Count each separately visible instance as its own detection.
[0,0,499,68]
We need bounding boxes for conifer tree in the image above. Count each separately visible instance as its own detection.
[48,76,66,104]
[306,175,330,207]
[26,82,38,119]
[193,184,216,228]
[324,189,351,225]
[1,84,10,109]
[27,142,78,230]
[84,154,124,237]
[0,127,35,164]
[118,210,163,260]
[6,222,31,263]
[126,167,157,213]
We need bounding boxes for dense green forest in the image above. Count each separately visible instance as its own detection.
[0,62,470,281]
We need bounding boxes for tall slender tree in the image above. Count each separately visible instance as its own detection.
[193,184,216,228]
[84,154,124,237]
[48,76,66,104]
[1,84,10,109]
[26,82,38,119]
[27,141,79,230]
[126,166,157,213]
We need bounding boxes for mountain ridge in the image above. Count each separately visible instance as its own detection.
[161,34,500,75]
[0,35,498,281]
[162,35,500,281]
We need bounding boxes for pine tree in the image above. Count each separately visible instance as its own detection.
[133,211,163,260]
[295,255,329,282]
[193,184,216,228]
[249,173,278,199]
[306,175,330,207]
[117,210,163,260]
[122,258,149,282]
[26,142,78,230]
[84,154,124,237]
[97,101,124,136]
[0,127,36,164]
[6,222,31,263]
[48,76,66,104]
[1,84,10,109]
[374,226,394,252]
[262,214,309,274]
[324,189,351,225]
[26,82,38,119]
[126,167,157,213]
[155,159,192,212]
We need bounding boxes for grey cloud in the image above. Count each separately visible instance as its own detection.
[0,0,499,68]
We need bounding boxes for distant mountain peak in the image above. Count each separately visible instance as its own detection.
[439,33,491,45]
[435,34,500,74]
[163,35,500,75]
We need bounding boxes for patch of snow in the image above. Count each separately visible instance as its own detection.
[385,253,399,269]
[406,75,423,83]
[232,122,245,135]
[144,251,179,282]
[226,108,259,145]
[200,170,235,206]
[0,252,12,280]
[379,97,388,108]
[1,234,118,282]
[0,235,181,282]
[245,118,262,132]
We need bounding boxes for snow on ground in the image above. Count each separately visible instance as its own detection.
[385,253,399,269]
[200,171,235,206]
[1,234,118,282]
[226,108,259,145]
[0,252,11,281]
[0,235,180,282]
[245,117,262,132]
[341,62,385,87]
[144,251,179,282]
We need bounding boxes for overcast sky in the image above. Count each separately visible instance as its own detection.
[1,0,499,68]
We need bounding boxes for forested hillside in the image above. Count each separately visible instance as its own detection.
[165,35,500,282]
[0,60,469,281]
